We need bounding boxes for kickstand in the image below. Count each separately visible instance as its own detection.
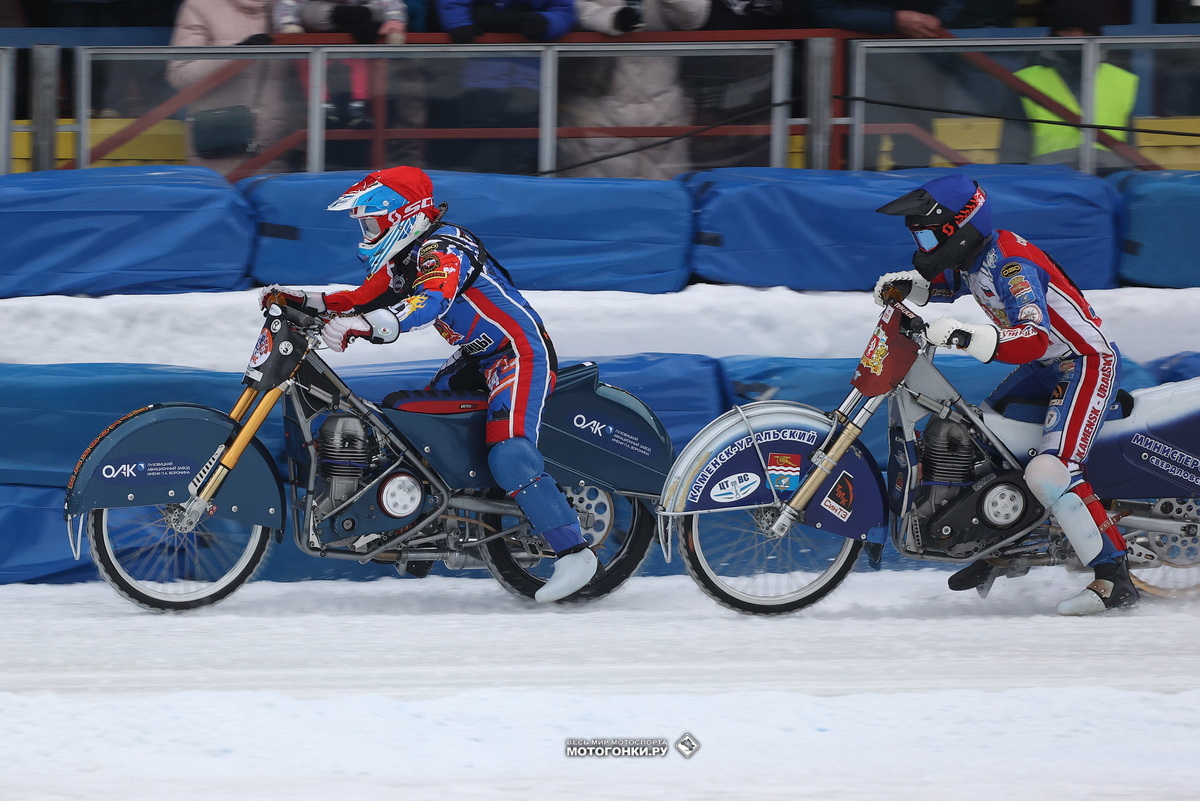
[975,566,999,599]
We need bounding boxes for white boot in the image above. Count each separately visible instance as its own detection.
[535,548,598,603]
[1057,558,1139,616]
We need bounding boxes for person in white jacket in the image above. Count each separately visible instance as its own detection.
[558,0,710,179]
[167,0,297,173]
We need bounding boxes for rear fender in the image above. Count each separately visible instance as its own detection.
[659,401,886,542]
[64,403,285,530]
[540,363,675,496]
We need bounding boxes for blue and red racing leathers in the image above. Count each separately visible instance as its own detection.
[323,223,557,446]
[925,229,1124,555]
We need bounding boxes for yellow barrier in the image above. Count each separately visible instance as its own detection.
[1133,117,1200,171]
[10,118,187,172]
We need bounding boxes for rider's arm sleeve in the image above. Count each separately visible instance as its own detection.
[994,324,1050,364]
[323,268,393,313]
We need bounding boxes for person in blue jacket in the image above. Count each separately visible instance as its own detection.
[264,166,599,603]
[430,0,576,173]
[437,0,577,42]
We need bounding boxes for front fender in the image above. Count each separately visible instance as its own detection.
[64,403,285,530]
[660,401,886,539]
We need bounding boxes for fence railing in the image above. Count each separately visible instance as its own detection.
[5,32,1200,179]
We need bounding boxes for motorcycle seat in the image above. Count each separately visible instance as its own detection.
[990,388,1134,423]
[383,389,488,415]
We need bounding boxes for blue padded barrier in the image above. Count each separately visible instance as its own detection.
[1108,170,1200,288]
[238,170,695,293]
[678,165,1122,291]
[0,166,256,299]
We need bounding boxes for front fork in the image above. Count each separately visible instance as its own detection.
[770,389,885,536]
[172,385,284,532]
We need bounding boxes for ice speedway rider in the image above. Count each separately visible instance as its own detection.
[263,166,599,602]
[873,173,1136,615]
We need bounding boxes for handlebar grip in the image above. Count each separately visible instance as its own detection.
[947,329,973,349]
[881,280,912,304]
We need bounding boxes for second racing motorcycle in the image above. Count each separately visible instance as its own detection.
[658,287,1200,614]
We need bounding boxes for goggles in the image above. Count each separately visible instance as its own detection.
[358,215,384,243]
[910,227,941,252]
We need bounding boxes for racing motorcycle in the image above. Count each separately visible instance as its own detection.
[658,287,1200,614]
[64,303,673,611]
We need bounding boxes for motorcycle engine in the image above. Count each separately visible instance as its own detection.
[314,414,373,519]
[911,417,1045,558]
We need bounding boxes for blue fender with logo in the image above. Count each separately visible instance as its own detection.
[660,401,886,541]
[64,403,285,530]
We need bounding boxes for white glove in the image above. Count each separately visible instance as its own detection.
[926,316,998,363]
[321,309,400,352]
[873,270,931,307]
[259,285,325,315]
[321,315,372,352]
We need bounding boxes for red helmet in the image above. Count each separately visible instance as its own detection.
[327,166,440,274]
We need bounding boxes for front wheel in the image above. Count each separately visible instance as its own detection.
[480,487,655,603]
[680,502,862,615]
[87,505,272,612]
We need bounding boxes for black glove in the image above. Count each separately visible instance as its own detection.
[473,3,526,32]
[331,5,374,27]
[331,5,380,43]
[613,5,644,32]
[237,33,274,45]
[518,11,548,40]
[448,24,481,43]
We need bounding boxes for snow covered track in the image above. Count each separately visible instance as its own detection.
[3,572,1199,800]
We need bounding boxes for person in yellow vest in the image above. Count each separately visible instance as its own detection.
[1013,0,1138,175]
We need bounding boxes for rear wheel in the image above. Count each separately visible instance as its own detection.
[680,502,862,615]
[480,487,655,603]
[1126,498,1200,597]
[87,505,271,612]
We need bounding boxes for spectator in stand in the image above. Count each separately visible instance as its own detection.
[168,0,297,175]
[808,1,963,170]
[429,0,576,174]
[274,1,408,129]
[558,0,710,179]
[690,1,808,170]
[1013,0,1139,174]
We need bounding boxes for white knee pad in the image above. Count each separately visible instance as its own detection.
[1024,453,1102,565]
[1024,453,1073,508]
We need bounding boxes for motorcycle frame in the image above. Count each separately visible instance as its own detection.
[277,350,527,566]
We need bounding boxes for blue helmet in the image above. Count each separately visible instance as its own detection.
[877,174,991,280]
[327,166,439,275]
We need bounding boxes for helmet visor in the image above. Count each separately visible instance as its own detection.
[358,215,384,243]
[911,227,940,252]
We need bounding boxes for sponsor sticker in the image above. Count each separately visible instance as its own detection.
[819,471,855,522]
[710,472,761,503]
[766,453,803,491]
[248,330,273,368]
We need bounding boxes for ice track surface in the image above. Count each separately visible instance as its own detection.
[3,570,1199,801]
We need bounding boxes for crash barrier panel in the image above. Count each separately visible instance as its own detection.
[678,164,1124,291]
[238,170,696,292]
[0,166,255,298]
[0,350,1170,584]
[1108,169,1200,288]
[5,163,1200,299]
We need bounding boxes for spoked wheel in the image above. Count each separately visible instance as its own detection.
[480,487,655,603]
[87,505,272,612]
[1126,499,1200,597]
[680,502,862,615]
